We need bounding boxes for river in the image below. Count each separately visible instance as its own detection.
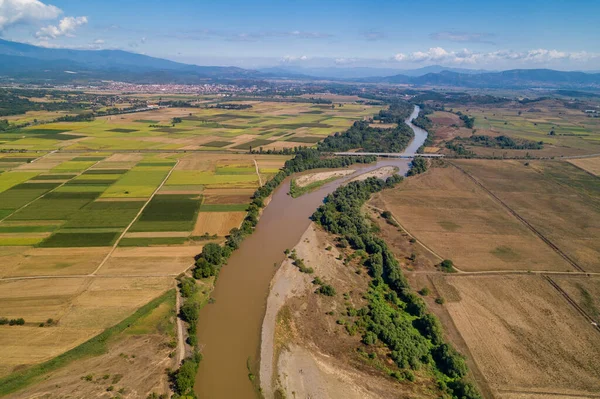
[194,105,427,399]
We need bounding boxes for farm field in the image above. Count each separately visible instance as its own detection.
[0,101,380,152]
[0,146,288,383]
[0,276,174,378]
[431,274,600,398]
[430,99,600,157]
[568,155,600,176]
[373,163,573,272]
[454,159,600,272]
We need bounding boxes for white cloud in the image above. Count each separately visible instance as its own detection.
[93,38,104,44]
[0,0,61,31]
[430,31,495,44]
[282,55,308,63]
[36,15,87,39]
[393,47,598,65]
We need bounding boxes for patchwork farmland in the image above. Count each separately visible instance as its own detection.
[0,146,288,382]
[0,101,380,152]
[1,97,377,391]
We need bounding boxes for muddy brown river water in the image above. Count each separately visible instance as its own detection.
[194,106,426,399]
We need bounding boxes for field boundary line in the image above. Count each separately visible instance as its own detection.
[90,160,180,276]
[29,150,57,164]
[0,158,104,223]
[448,161,586,273]
[562,159,600,180]
[544,275,600,333]
[0,273,181,282]
[253,159,263,187]
[411,270,600,277]
[498,389,600,398]
[367,204,445,262]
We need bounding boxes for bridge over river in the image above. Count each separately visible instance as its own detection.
[334,152,444,158]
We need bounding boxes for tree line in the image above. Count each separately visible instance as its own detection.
[311,176,481,399]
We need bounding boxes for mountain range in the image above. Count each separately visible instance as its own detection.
[0,39,599,89]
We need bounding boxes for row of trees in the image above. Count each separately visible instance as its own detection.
[0,317,25,326]
[311,176,481,399]
[171,276,203,397]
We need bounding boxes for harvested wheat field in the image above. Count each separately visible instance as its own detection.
[98,246,205,275]
[376,164,573,271]
[431,274,600,398]
[0,247,110,278]
[193,211,245,236]
[0,276,172,378]
[454,159,600,272]
[568,155,600,177]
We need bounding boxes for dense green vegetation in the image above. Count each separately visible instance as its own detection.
[458,113,475,129]
[406,157,428,177]
[374,102,414,124]
[311,177,481,399]
[450,135,544,150]
[318,120,414,153]
[0,290,175,397]
[172,276,204,397]
[289,175,340,198]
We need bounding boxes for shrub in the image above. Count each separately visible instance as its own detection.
[440,259,455,273]
[316,284,336,296]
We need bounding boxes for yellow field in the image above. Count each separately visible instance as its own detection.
[432,274,600,397]
[0,276,172,378]
[193,212,246,236]
[568,156,600,176]
[375,164,573,271]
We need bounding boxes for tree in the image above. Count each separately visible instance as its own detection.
[201,243,223,266]
[440,259,455,273]
[174,359,198,395]
[180,301,200,325]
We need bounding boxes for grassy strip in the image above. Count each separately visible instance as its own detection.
[289,175,339,198]
[0,289,175,397]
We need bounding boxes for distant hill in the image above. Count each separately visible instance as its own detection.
[368,69,600,88]
[0,39,599,89]
[0,39,262,83]
[259,65,489,79]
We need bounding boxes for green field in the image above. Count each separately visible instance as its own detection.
[130,194,201,232]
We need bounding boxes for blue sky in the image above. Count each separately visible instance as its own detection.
[1,0,599,70]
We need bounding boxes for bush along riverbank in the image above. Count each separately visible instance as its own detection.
[311,176,482,399]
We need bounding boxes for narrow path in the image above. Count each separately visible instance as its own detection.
[29,149,57,163]
[253,159,263,187]
[449,161,586,272]
[90,160,180,276]
[0,158,103,223]
[411,270,600,277]
[175,283,186,364]
[367,204,444,262]
[544,275,600,332]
